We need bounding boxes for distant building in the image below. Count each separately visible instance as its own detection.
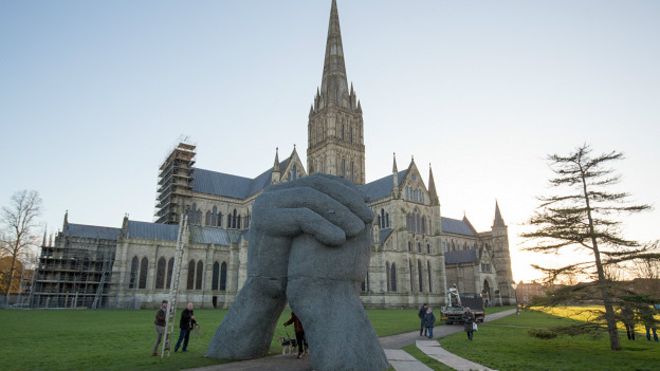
[31,0,515,309]
[515,281,551,304]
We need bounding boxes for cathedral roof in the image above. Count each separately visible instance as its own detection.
[126,221,237,246]
[127,221,179,241]
[359,170,408,201]
[379,228,393,244]
[441,217,477,237]
[65,223,121,240]
[189,225,238,246]
[444,249,479,265]
[191,158,290,200]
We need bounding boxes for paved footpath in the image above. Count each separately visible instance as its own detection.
[185,309,516,371]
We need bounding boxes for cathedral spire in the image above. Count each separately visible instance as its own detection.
[321,0,349,108]
[493,200,506,228]
[428,163,439,206]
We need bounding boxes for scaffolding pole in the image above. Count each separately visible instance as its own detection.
[162,214,187,358]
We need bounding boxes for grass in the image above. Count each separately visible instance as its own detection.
[484,305,516,315]
[0,308,422,371]
[401,343,453,371]
[436,308,659,371]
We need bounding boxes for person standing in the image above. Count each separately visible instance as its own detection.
[463,307,476,341]
[153,300,168,356]
[621,303,636,340]
[284,312,308,358]
[639,304,659,342]
[418,303,428,336]
[423,307,436,339]
[175,302,197,352]
[284,312,308,359]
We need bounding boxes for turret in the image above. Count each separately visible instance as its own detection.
[271,147,281,184]
[392,152,399,198]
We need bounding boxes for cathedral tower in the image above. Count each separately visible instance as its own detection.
[307,0,366,184]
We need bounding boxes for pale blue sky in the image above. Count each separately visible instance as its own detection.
[1,0,659,281]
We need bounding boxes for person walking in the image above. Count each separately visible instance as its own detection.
[174,302,197,352]
[284,312,308,359]
[621,303,636,340]
[463,307,476,341]
[153,300,168,356]
[423,307,436,339]
[418,303,428,336]
[639,304,658,342]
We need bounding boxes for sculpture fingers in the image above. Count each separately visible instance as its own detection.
[272,174,373,224]
[256,207,346,246]
[254,186,366,238]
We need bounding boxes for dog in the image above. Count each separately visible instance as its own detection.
[280,336,298,355]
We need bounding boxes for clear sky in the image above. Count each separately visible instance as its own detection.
[1,0,659,282]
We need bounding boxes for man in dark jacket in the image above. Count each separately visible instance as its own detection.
[418,303,428,336]
[175,302,197,352]
[284,312,308,359]
[153,300,168,356]
[463,307,476,341]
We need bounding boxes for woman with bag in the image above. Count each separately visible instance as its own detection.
[463,307,476,341]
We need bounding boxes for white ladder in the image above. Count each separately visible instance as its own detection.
[161,215,188,358]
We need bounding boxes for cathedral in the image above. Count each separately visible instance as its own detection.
[32,0,515,309]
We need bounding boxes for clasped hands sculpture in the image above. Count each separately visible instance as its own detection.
[207,174,388,371]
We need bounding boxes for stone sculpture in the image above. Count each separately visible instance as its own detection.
[207,174,388,371]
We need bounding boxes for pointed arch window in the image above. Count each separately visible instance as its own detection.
[212,262,220,291]
[417,259,423,293]
[390,263,397,292]
[205,211,212,226]
[220,262,227,291]
[139,257,148,289]
[217,212,223,227]
[409,260,414,292]
[129,256,139,289]
[212,206,218,226]
[195,260,204,290]
[427,261,433,293]
[385,262,391,292]
[155,257,166,289]
[166,258,174,289]
[187,260,195,290]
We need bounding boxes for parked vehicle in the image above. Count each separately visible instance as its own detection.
[441,287,485,324]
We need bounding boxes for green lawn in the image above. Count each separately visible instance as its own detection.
[401,343,453,371]
[436,309,659,371]
[0,308,422,371]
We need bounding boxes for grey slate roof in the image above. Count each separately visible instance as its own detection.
[191,159,290,200]
[445,249,479,264]
[379,228,393,244]
[127,221,179,241]
[65,223,121,240]
[359,170,408,202]
[441,217,476,237]
[189,225,232,246]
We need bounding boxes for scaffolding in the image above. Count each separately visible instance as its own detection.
[31,237,116,309]
[155,142,196,225]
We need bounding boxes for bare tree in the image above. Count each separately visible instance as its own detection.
[1,190,42,303]
[522,144,652,351]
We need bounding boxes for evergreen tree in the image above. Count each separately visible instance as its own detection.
[522,144,651,351]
